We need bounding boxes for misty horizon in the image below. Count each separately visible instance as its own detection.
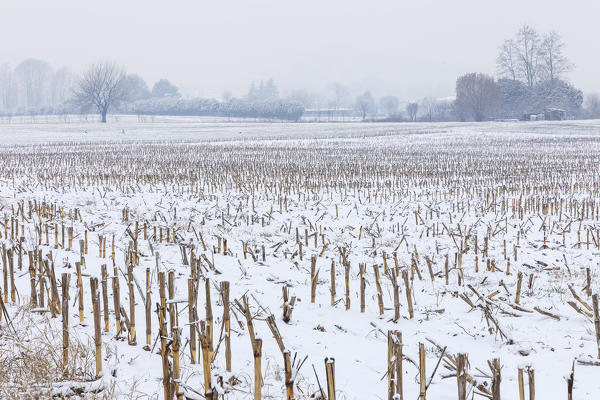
[2,0,599,101]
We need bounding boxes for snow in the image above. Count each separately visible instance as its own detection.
[0,114,599,144]
[1,118,600,399]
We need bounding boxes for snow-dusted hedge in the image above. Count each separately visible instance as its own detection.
[120,97,305,121]
[0,97,305,121]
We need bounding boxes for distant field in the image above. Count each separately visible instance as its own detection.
[0,120,600,399]
[0,115,600,144]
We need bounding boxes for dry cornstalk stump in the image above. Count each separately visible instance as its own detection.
[0,124,599,398]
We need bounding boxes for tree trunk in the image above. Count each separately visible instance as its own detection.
[101,107,108,123]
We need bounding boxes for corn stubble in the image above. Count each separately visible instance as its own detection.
[0,129,599,398]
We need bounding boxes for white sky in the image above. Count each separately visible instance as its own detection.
[1,0,598,99]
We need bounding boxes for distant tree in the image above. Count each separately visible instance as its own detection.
[497,78,531,117]
[432,99,452,121]
[497,77,582,118]
[420,97,437,122]
[50,67,75,107]
[514,25,540,88]
[152,79,180,98]
[585,93,600,119]
[379,96,399,117]
[355,91,376,120]
[497,25,540,88]
[406,102,418,121]
[15,58,52,108]
[0,63,18,110]
[538,31,572,82]
[497,39,519,81]
[73,61,127,123]
[498,26,573,88]
[262,78,279,101]
[122,74,151,102]
[247,79,279,102]
[497,27,580,118]
[530,79,582,114]
[455,73,502,121]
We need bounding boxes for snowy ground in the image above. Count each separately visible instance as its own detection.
[0,114,600,144]
[1,118,600,399]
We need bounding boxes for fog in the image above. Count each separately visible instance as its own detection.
[1,0,599,99]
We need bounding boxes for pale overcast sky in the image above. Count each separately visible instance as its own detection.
[1,0,598,99]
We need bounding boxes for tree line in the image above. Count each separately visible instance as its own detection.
[454,25,594,121]
[260,26,598,122]
[0,61,305,122]
[123,77,303,121]
[122,97,304,121]
[0,59,186,120]
[1,25,599,123]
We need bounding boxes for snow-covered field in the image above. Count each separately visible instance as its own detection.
[1,118,600,399]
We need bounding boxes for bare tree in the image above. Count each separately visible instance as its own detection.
[497,39,519,81]
[514,25,541,88]
[498,26,572,89]
[432,99,452,121]
[15,58,52,108]
[50,67,75,107]
[538,31,572,82]
[406,102,418,121]
[420,97,437,122]
[0,63,18,110]
[497,25,541,88]
[455,73,502,121]
[74,61,127,123]
[355,91,375,120]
